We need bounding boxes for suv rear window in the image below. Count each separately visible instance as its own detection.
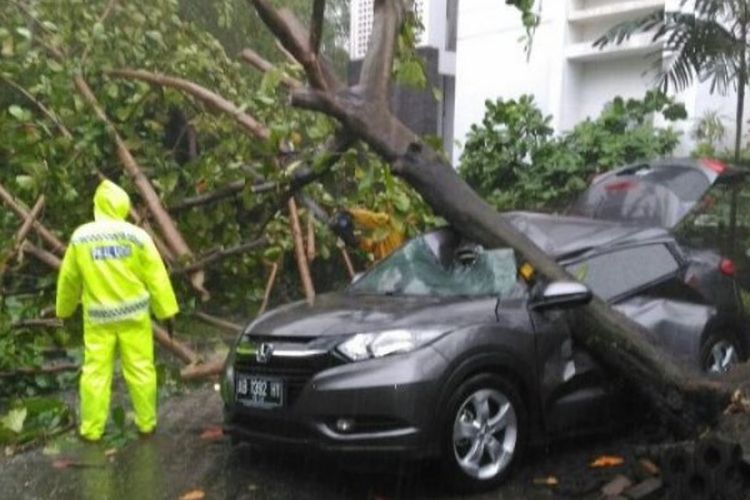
[570,166,710,228]
[566,244,680,301]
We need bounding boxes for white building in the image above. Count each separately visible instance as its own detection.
[350,1,749,166]
[454,0,749,165]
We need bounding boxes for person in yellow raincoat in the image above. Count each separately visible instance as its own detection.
[56,180,178,441]
[329,207,405,261]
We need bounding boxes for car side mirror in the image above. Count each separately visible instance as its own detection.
[351,272,364,284]
[530,281,592,312]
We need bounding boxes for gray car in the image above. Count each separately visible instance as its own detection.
[222,159,748,491]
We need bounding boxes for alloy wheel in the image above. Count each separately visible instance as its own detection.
[452,388,517,480]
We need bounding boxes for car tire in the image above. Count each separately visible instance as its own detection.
[441,373,527,492]
[701,334,744,374]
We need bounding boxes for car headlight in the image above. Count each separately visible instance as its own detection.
[336,329,444,361]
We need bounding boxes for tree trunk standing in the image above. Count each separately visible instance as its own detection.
[250,0,744,434]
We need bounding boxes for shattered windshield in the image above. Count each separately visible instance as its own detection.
[349,233,519,297]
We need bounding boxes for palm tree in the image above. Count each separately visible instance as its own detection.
[595,0,750,162]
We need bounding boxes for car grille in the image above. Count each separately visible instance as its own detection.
[234,335,344,408]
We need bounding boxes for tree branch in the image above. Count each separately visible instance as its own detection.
[357,0,405,101]
[239,48,302,89]
[0,363,79,378]
[169,179,277,212]
[80,0,117,66]
[0,76,72,139]
[193,312,243,333]
[0,183,66,255]
[178,237,268,274]
[1,196,45,275]
[288,197,316,303]
[258,260,280,315]
[107,68,270,141]
[310,0,326,55]
[11,318,63,329]
[249,0,340,91]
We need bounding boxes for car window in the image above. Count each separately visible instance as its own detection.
[570,166,710,228]
[673,183,745,257]
[349,234,519,297]
[566,244,680,301]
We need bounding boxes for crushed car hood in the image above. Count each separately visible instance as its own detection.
[246,292,511,337]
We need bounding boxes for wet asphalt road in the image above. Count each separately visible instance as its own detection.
[1,386,637,500]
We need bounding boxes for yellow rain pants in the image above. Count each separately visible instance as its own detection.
[56,180,178,440]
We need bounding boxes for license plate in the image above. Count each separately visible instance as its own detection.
[236,374,284,409]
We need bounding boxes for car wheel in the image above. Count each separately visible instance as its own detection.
[441,373,526,492]
[701,335,743,374]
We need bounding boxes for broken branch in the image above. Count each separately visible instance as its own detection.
[239,48,302,89]
[0,183,66,255]
[169,179,277,212]
[258,260,280,316]
[178,237,268,274]
[1,76,72,139]
[288,197,315,303]
[249,0,340,91]
[180,358,224,381]
[1,196,46,275]
[0,363,79,378]
[193,312,242,333]
[107,69,270,141]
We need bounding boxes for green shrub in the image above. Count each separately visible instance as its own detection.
[459,90,686,211]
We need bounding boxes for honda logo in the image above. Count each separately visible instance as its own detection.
[255,343,274,364]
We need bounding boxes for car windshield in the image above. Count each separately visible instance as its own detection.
[349,231,519,297]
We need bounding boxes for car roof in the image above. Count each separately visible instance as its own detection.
[502,211,672,259]
[569,158,747,228]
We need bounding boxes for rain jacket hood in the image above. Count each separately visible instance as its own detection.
[94,180,130,221]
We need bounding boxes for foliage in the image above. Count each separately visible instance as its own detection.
[0,0,436,408]
[459,91,685,211]
[691,110,728,158]
[0,396,72,446]
[595,0,750,160]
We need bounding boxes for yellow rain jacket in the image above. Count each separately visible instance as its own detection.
[56,180,178,440]
[349,207,405,261]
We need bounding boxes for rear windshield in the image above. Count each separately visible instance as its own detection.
[349,235,519,297]
[570,166,710,228]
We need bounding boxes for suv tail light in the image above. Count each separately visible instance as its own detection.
[720,258,736,276]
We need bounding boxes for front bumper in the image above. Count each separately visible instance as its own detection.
[223,345,447,458]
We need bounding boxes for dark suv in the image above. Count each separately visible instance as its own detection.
[222,159,748,491]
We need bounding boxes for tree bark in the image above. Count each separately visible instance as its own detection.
[1,196,45,275]
[193,312,243,333]
[168,179,277,212]
[258,260,280,315]
[0,363,79,378]
[107,69,271,141]
[0,182,66,255]
[287,198,316,303]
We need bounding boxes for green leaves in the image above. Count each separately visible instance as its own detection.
[8,105,31,121]
[1,408,27,434]
[460,91,683,211]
